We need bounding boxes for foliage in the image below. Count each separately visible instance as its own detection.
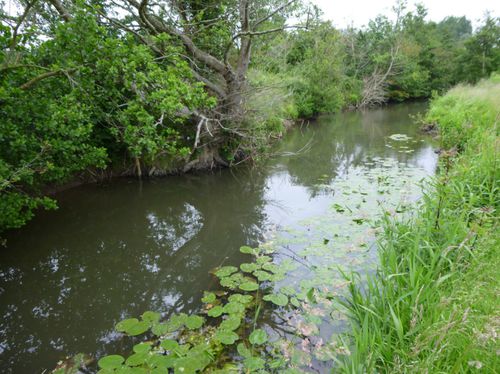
[0,8,212,231]
[338,76,499,372]
[1,0,499,233]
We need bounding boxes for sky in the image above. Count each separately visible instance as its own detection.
[311,0,500,29]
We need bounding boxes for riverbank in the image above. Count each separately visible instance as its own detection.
[339,76,499,372]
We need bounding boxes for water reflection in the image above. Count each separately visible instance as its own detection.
[0,102,437,373]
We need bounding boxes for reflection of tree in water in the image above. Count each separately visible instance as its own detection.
[279,103,432,196]
[0,170,269,373]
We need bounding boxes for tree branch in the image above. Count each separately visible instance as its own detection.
[47,0,71,22]
[19,68,76,90]
[252,0,297,29]
[127,0,230,76]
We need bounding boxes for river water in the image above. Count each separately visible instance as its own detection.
[0,103,437,373]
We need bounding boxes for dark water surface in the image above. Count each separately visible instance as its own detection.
[0,103,437,373]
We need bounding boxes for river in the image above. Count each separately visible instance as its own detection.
[0,102,437,373]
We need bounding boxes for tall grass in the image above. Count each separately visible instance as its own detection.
[338,76,499,373]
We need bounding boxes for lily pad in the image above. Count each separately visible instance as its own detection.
[125,352,148,367]
[141,311,160,324]
[249,329,268,345]
[160,339,179,351]
[223,301,245,314]
[228,294,253,304]
[98,355,124,369]
[240,263,259,273]
[207,305,224,317]
[263,294,288,307]
[185,315,204,329]
[239,246,259,255]
[239,281,259,291]
[215,330,239,345]
[201,292,216,303]
[115,318,139,333]
[133,343,152,354]
[215,266,238,278]
[243,356,265,370]
[219,316,241,331]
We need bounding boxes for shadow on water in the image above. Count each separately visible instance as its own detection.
[0,102,437,373]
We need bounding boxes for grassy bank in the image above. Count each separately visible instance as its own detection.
[339,76,499,373]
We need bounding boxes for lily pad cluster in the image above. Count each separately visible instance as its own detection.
[93,245,305,373]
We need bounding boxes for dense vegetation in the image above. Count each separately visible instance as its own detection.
[1,0,499,232]
[340,76,499,372]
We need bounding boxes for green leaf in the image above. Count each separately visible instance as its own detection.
[215,330,239,345]
[228,294,253,304]
[141,311,161,324]
[239,246,259,255]
[115,318,139,333]
[160,339,179,351]
[253,270,272,281]
[263,294,288,307]
[237,343,252,358]
[240,263,259,273]
[185,315,204,329]
[306,288,316,304]
[243,357,265,370]
[256,255,272,264]
[223,301,245,315]
[168,313,188,330]
[201,292,216,303]
[133,343,152,354]
[249,329,268,345]
[280,286,296,296]
[239,281,259,291]
[126,320,150,336]
[147,354,176,369]
[262,263,279,273]
[290,297,301,308]
[207,305,224,317]
[219,316,241,331]
[151,323,169,336]
[125,352,148,367]
[98,355,124,369]
[215,266,238,278]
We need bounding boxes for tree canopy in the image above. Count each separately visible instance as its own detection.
[1,0,499,231]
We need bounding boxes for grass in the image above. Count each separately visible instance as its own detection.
[338,75,499,373]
